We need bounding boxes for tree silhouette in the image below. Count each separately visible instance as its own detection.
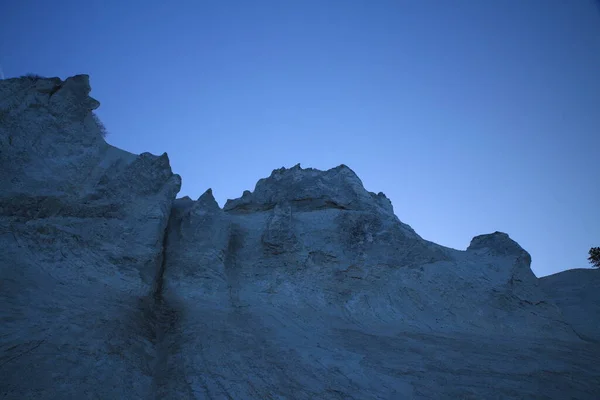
[588,247,600,268]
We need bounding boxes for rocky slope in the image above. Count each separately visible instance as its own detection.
[540,268,600,342]
[1,75,599,399]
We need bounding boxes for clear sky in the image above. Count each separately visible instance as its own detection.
[2,0,599,277]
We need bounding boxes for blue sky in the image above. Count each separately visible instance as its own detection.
[2,0,599,277]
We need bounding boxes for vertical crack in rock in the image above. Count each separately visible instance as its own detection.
[152,223,170,301]
[148,212,180,399]
[224,224,244,309]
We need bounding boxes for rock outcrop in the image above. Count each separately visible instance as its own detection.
[1,75,599,399]
[0,75,181,399]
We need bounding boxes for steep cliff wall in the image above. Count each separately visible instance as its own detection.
[0,75,180,399]
[164,164,574,339]
[156,163,597,399]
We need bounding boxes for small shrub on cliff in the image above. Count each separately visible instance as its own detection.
[589,247,600,268]
[22,73,46,81]
[92,112,108,138]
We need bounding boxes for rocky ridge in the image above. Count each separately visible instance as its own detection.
[1,75,599,399]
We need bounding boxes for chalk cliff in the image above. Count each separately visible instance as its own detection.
[1,75,599,399]
[0,75,180,398]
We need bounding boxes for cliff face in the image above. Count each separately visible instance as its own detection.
[1,75,599,399]
[165,165,573,339]
[0,75,181,399]
[158,168,592,399]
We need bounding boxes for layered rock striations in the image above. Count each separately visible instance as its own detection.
[1,75,599,399]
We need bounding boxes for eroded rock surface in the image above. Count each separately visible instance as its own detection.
[1,75,599,399]
[158,164,599,399]
[0,75,180,399]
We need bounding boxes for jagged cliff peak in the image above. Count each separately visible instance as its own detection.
[223,163,395,216]
[467,231,531,260]
[0,74,180,199]
[194,188,220,212]
[0,74,100,122]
